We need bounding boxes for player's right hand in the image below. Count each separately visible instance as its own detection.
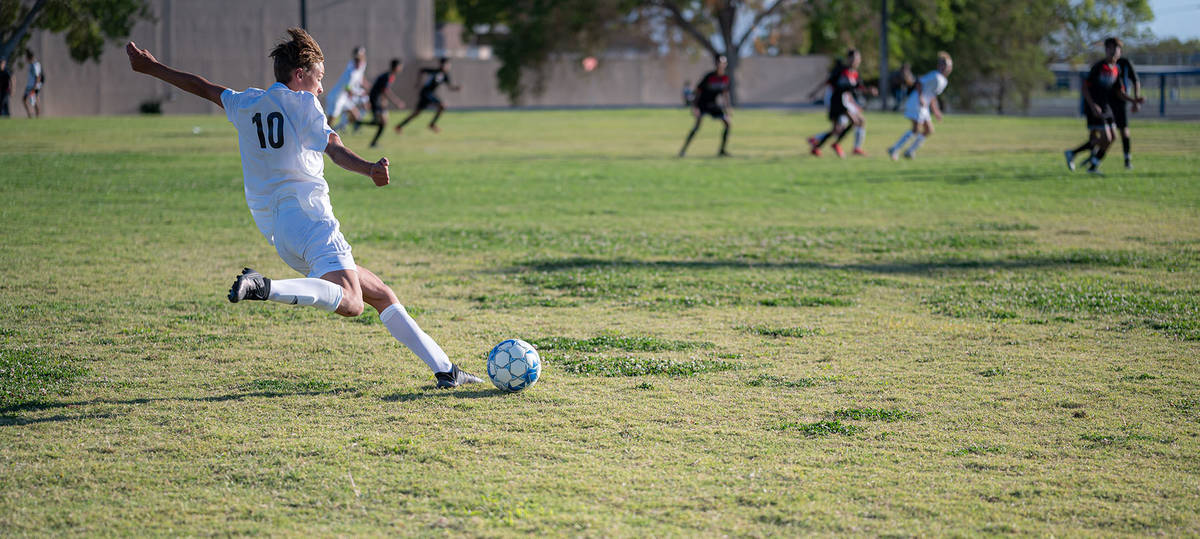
[370,158,390,186]
[1091,104,1103,116]
[126,42,158,73]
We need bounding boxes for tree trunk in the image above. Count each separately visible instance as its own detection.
[0,0,48,64]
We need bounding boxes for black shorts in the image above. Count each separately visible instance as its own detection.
[416,92,441,110]
[696,101,725,119]
[1111,101,1128,129]
[370,97,385,119]
[1086,104,1114,130]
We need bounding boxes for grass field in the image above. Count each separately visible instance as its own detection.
[1,109,1198,535]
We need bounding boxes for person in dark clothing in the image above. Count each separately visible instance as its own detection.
[1111,56,1141,168]
[0,58,11,117]
[807,49,876,157]
[360,59,406,147]
[394,57,460,135]
[679,55,733,158]
[1064,37,1144,174]
[888,62,914,111]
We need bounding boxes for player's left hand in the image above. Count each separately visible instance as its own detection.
[868,86,880,97]
[934,111,943,122]
[1132,101,1141,113]
[370,158,390,186]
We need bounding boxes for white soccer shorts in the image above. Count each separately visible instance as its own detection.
[904,100,931,123]
[271,196,356,278]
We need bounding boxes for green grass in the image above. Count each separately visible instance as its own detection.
[1,109,1198,535]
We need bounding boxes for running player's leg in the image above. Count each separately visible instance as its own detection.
[428,103,445,133]
[1120,126,1132,168]
[889,120,919,160]
[679,113,703,157]
[718,116,731,156]
[905,121,932,158]
[394,106,423,133]
[370,109,388,147]
[23,90,33,118]
[356,265,482,386]
[852,114,867,155]
[1084,126,1112,172]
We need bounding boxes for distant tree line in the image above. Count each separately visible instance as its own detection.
[438,0,1169,112]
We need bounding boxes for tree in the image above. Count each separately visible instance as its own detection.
[442,0,802,104]
[0,0,153,65]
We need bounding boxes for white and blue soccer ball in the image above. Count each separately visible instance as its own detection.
[486,339,541,392]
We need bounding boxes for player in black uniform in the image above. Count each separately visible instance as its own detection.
[394,57,460,135]
[807,49,875,158]
[679,56,733,157]
[1112,54,1141,169]
[356,59,406,148]
[1064,38,1144,173]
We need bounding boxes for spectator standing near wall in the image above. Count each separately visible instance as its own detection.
[0,58,11,117]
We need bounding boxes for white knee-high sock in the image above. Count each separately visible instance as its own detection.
[854,126,866,149]
[891,131,913,151]
[907,134,926,154]
[268,278,343,312]
[379,304,453,373]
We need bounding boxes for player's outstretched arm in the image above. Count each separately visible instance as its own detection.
[325,132,389,186]
[931,95,943,121]
[126,42,226,108]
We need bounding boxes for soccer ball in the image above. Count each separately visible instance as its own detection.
[486,339,541,392]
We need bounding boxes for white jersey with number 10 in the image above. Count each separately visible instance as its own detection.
[220,83,336,244]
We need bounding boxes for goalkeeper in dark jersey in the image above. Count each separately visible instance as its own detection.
[679,56,733,158]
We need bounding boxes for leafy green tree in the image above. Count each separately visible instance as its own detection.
[0,0,153,65]
[442,0,802,104]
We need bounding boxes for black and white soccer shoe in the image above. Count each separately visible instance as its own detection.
[435,364,483,389]
[228,268,271,303]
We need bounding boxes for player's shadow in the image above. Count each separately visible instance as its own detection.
[381,389,501,402]
[504,252,1144,276]
[0,388,351,427]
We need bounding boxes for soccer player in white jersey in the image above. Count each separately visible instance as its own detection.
[888,52,953,161]
[22,50,42,118]
[325,46,367,132]
[125,29,483,388]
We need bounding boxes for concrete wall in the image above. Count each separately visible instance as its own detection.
[423,55,830,109]
[20,0,829,115]
[21,0,434,116]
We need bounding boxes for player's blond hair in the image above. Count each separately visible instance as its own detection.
[270,27,324,83]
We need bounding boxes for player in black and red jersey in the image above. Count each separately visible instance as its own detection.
[360,59,406,148]
[1064,38,1144,173]
[807,49,876,158]
[1112,53,1141,169]
[679,56,733,157]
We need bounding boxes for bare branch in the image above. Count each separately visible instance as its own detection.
[735,0,789,51]
[655,0,721,58]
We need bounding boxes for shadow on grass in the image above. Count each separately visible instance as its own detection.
[504,251,1170,276]
[381,389,502,402]
[0,388,352,425]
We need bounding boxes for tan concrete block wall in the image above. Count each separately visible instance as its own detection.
[22,0,434,116]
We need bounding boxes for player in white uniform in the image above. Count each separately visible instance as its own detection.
[888,52,953,160]
[23,50,43,118]
[124,29,482,388]
[325,47,367,132]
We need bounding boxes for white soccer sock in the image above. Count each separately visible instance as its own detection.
[379,304,453,373]
[907,134,926,155]
[267,278,344,312]
[854,126,866,149]
[891,131,913,152]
